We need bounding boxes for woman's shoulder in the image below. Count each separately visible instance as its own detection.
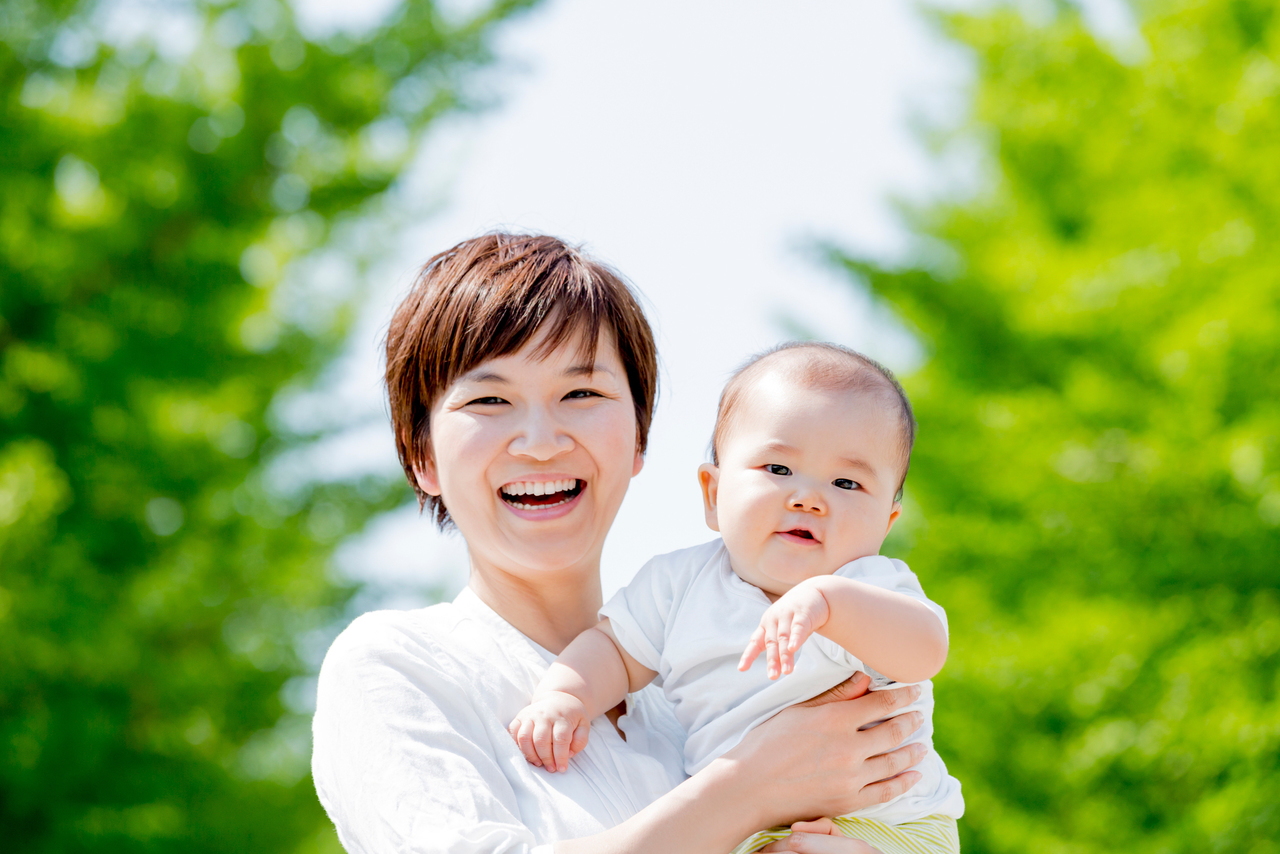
[329,601,458,652]
[318,602,472,688]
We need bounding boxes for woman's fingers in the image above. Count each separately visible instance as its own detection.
[790,819,838,835]
[812,682,921,730]
[861,739,927,785]
[857,768,922,809]
[760,832,884,853]
[795,672,872,707]
[860,710,925,759]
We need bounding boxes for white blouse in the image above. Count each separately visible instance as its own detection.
[311,587,688,854]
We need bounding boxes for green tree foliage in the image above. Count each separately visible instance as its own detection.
[0,0,532,850]
[844,1,1280,851]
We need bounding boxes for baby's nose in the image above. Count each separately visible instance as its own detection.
[790,493,826,513]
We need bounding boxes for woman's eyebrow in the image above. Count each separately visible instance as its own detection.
[460,369,509,384]
[565,363,615,378]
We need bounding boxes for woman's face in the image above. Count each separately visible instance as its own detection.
[416,326,644,583]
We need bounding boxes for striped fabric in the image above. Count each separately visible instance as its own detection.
[730,813,959,854]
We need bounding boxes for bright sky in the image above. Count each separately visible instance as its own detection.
[296,0,966,608]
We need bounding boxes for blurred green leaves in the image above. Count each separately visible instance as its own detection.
[0,0,533,850]
[849,1,1280,851]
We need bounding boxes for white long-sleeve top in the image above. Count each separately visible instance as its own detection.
[312,587,687,854]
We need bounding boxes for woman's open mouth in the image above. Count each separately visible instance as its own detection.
[499,479,585,511]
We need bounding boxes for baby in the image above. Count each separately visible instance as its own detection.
[509,342,964,854]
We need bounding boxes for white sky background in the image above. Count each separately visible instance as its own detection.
[292,0,972,609]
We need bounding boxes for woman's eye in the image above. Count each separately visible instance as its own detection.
[467,396,507,406]
[766,464,792,476]
[833,478,859,491]
[563,389,602,400]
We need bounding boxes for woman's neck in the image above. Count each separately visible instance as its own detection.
[467,561,604,654]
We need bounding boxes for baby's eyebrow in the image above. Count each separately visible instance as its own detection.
[838,457,878,477]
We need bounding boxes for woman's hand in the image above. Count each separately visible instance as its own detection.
[559,673,922,854]
[724,672,926,828]
[759,819,884,854]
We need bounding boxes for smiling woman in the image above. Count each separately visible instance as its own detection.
[311,233,929,854]
[384,234,657,533]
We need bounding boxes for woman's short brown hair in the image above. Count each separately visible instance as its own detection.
[385,233,658,529]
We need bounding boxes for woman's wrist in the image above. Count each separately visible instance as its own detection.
[556,752,766,854]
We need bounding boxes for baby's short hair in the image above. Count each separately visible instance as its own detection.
[710,342,917,499]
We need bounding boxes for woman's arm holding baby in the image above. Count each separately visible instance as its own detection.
[509,619,657,771]
[741,577,947,683]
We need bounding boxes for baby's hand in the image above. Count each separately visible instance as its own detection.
[507,691,591,772]
[739,578,832,679]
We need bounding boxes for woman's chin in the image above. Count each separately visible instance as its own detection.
[504,537,600,576]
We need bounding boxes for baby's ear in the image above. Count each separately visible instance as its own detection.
[885,500,902,535]
[697,464,721,532]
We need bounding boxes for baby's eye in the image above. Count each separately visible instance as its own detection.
[467,396,507,406]
[563,389,602,400]
[766,464,792,476]
[833,478,859,490]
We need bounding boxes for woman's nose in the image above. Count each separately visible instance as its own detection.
[508,407,574,460]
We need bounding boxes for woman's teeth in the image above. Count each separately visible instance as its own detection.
[501,479,578,496]
[499,479,583,510]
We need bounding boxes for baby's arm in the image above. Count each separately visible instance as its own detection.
[740,576,947,684]
[508,618,657,772]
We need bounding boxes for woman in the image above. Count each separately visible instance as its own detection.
[311,234,927,854]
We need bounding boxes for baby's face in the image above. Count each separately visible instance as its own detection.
[698,372,903,597]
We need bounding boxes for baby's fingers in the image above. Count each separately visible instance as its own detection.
[780,611,814,675]
[764,618,782,679]
[551,718,577,772]
[570,720,590,756]
[531,720,558,771]
[511,717,543,767]
[775,610,798,675]
[740,625,768,671]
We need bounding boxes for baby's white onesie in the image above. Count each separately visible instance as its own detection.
[599,538,964,825]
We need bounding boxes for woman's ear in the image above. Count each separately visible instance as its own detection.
[413,457,442,497]
[697,463,721,532]
[633,449,645,478]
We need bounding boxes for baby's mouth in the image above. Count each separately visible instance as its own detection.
[779,527,820,543]
[499,479,584,510]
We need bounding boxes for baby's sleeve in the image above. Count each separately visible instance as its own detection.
[598,552,684,678]
[811,555,949,674]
